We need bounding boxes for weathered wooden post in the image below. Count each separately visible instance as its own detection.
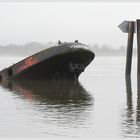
[119,21,135,77]
[135,20,140,122]
[125,76,132,110]
[126,22,135,76]
[137,20,140,77]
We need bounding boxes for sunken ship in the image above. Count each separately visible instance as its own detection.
[0,41,95,82]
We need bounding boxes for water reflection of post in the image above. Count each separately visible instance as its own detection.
[123,75,135,137]
[124,76,140,137]
[137,76,140,122]
[135,76,140,137]
[125,76,134,129]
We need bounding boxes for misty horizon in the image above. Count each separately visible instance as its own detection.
[0,41,137,57]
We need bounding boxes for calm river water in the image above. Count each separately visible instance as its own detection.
[0,56,139,138]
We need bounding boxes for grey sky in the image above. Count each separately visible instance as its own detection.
[0,2,140,48]
[1,0,140,2]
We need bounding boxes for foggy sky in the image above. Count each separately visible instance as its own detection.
[1,0,140,2]
[0,2,140,48]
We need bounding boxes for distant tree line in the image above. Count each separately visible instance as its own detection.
[0,42,137,57]
[89,44,137,56]
[0,42,56,57]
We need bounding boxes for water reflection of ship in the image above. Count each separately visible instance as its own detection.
[0,80,93,106]
[0,80,94,136]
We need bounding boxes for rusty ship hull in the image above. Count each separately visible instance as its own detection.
[0,42,95,82]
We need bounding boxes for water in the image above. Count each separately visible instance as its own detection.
[0,56,139,138]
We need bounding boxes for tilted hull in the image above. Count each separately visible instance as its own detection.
[0,42,95,82]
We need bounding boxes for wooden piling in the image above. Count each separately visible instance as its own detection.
[125,22,135,77]
[137,20,140,77]
[137,20,140,93]
[125,76,132,110]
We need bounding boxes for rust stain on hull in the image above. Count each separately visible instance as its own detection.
[14,57,39,74]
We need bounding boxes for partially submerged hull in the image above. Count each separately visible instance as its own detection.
[0,42,95,82]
